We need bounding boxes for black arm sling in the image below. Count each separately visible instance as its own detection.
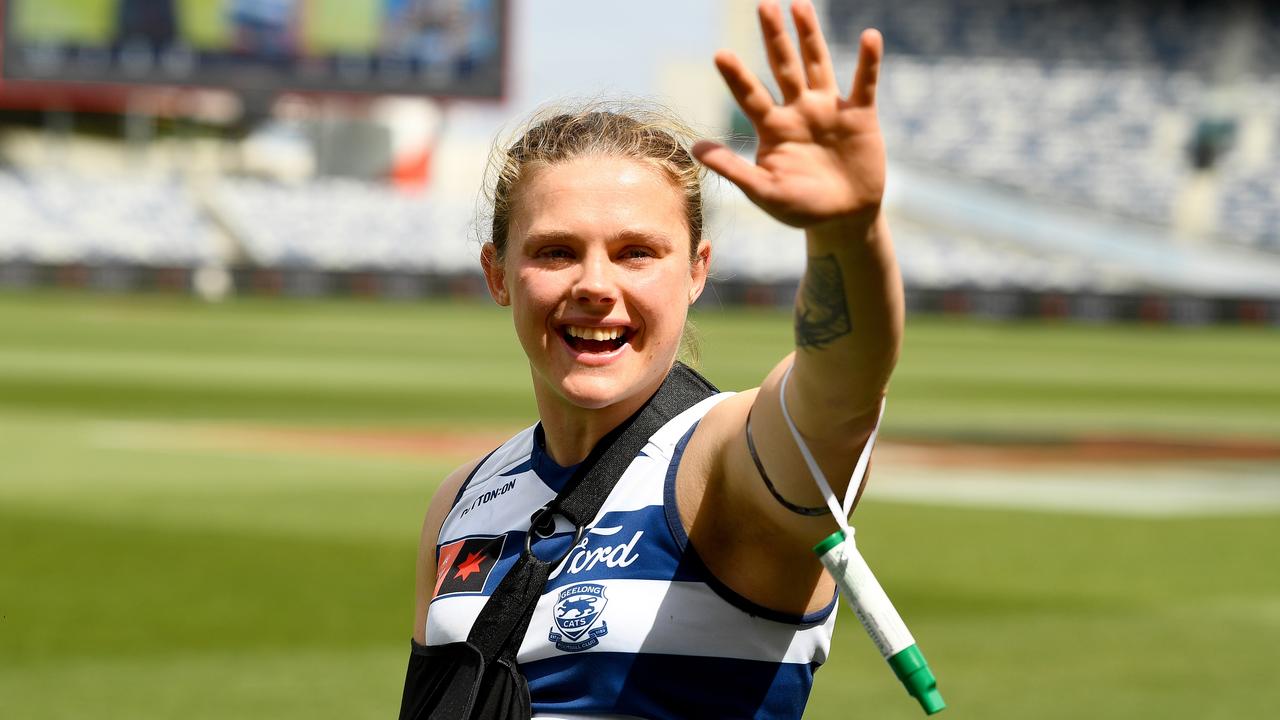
[399,362,718,720]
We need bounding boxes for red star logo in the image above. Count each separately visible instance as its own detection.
[454,551,486,581]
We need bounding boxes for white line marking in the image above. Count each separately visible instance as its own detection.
[865,466,1280,517]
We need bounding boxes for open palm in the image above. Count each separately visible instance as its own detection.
[694,0,885,230]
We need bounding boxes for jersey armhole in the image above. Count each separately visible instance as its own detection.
[437,443,501,566]
[448,446,500,512]
[662,422,838,628]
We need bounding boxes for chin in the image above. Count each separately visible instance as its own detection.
[547,356,671,414]
[555,367,643,410]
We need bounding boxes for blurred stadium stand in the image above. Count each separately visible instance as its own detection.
[826,0,1280,252]
[827,0,1279,73]
[0,165,218,266]
[1,0,1278,323]
[868,56,1280,253]
[212,175,474,272]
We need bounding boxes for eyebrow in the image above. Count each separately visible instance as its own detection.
[524,229,678,248]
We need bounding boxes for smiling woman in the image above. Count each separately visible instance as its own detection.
[402,2,903,718]
[485,148,709,441]
[478,108,711,438]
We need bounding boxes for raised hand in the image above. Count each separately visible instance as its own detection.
[693,0,885,230]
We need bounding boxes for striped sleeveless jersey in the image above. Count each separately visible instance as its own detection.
[424,393,837,719]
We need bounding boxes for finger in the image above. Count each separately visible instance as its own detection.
[692,140,772,198]
[790,0,837,91]
[758,0,805,101]
[849,28,883,107]
[714,50,775,123]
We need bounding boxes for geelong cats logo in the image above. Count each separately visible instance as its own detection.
[549,583,609,652]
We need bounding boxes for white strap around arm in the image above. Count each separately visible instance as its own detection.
[777,362,885,534]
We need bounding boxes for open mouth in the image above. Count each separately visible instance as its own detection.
[561,325,632,354]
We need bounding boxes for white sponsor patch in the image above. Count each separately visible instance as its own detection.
[548,527,644,580]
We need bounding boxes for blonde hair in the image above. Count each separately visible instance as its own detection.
[481,100,706,261]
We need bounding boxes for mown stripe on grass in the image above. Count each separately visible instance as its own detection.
[0,375,538,423]
[0,645,404,720]
[1,507,415,666]
[865,466,1280,517]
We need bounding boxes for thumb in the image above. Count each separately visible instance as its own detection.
[692,141,770,199]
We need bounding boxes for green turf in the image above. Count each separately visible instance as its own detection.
[1,291,1277,719]
[2,291,1277,438]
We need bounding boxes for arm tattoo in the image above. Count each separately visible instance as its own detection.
[794,254,852,349]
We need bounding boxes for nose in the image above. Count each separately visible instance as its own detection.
[571,252,617,307]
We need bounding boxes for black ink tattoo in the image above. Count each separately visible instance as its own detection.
[794,254,851,349]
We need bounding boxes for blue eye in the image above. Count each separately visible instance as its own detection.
[540,247,573,260]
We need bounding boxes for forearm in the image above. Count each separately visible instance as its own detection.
[789,210,903,439]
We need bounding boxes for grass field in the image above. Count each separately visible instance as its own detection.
[2,291,1278,719]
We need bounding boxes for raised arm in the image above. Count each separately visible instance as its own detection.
[686,0,902,613]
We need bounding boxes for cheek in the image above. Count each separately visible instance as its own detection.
[509,269,580,355]
[630,266,691,332]
[512,267,564,307]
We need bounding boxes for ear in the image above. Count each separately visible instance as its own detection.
[480,243,510,306]
[688,240,711,305]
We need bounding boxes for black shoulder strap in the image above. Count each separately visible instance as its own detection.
[551,362,717,527]
[464,362,717,662]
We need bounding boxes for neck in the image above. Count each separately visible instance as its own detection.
[533,369,671,466]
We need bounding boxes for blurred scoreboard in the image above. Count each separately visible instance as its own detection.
[0,0,506,99]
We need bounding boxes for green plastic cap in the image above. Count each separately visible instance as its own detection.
[888,645,947,715]
[812,529,848,556]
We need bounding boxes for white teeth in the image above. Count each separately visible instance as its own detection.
[566,326,624,341]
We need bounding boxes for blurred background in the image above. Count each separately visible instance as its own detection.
[0,1,1277,718]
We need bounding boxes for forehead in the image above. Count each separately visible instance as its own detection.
[509,156,688,241]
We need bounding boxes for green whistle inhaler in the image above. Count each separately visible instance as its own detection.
[778,364,945,714]
[815,528,946,715]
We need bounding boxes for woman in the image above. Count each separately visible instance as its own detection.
[411,1,901,716]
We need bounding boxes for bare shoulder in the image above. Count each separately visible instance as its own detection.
[412,454,487,644]
[424,457,484,539]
